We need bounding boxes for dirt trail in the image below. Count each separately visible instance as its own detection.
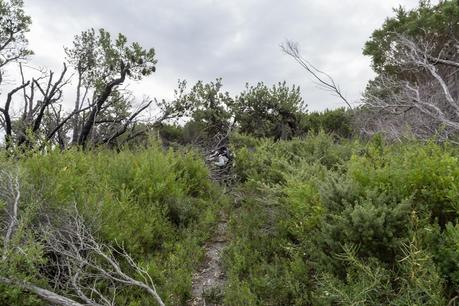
[189,214,228,306]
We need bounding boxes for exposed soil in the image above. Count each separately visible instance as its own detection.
[189,215,228,306]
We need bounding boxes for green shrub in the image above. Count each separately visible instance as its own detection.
[301,108,354,138]
[225,135,459,305]
[1,142,223,305]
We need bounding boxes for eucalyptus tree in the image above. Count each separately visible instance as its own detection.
[0,0,32,73]
[360,0,459,140]
[174,78,234,146]
[65,28,157,148]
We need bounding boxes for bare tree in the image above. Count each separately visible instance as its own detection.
[0,80,30,147]
[0,64,162,151]
[281,40,352,109]
[14,64,72,147]
[361,33,459,140]
[0,24,181,151]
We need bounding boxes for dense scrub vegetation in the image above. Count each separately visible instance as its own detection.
[158,107,353,146]
[223,133,459,305]
[0,143,225,305]
[1,0,459,305]
[4,133,459,305]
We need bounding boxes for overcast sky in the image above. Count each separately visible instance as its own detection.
[22,0,421,111]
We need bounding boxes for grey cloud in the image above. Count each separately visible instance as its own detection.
[24,0,420,111]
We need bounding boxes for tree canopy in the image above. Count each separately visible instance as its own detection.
[233,81,306,139]
[363,0,459,74]
[0,0,32,70]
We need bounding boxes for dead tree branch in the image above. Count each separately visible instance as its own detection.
[361,33,459,140]
[101,99,153,145]
[0,277,84,306]
[78,65,128,147]
[281,40,352,109]
[0,168,21,260]
[0,81,30,145]
[40,206,165,306]
[0,169,165,306]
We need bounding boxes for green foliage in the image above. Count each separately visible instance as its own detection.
[393,238,446,305]
[0,165,47,306]
[167,81,355,144]
[174,78,233,142]
[232,82,306,140]
[316,244,393,305]
[3,128,459,305]
[225,134,459,305]
[432,222,459,290]
[363,0,459,74]
[317,240,446,305]
[320,185,413,264]
[66,27,157,90]
[302,108,353,138]
[224,134,355,305]
[0,0,33,66]
[157,123,185,145]
[347,141,459,226]
[231,132,354,184]
[0,142,223,305]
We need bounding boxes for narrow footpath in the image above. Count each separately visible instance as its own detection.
[189,212,228,306]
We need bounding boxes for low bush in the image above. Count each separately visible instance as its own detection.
[224,134,459,305]
[0,141,224,305]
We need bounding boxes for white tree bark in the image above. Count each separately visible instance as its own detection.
[0,277,85,306]
[1,168,20,260]
[0,170,166,306]
[361,34,459,140]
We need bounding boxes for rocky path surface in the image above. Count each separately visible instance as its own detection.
[189,213,228,306]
